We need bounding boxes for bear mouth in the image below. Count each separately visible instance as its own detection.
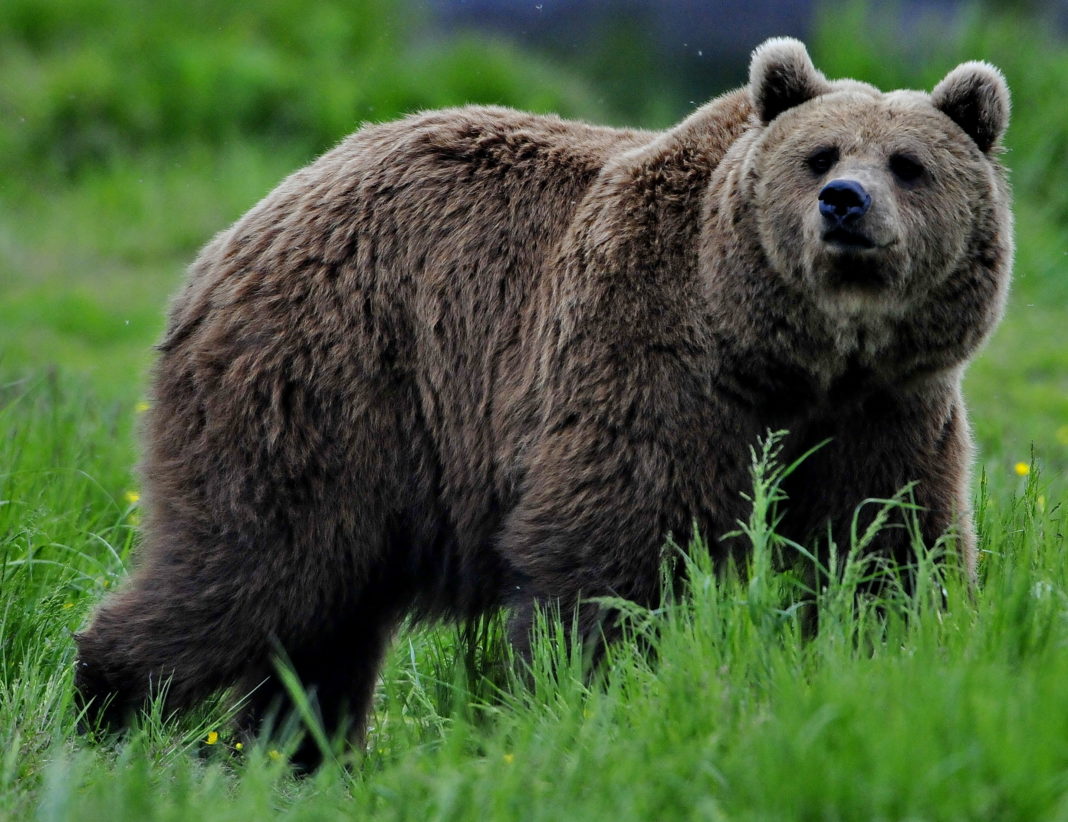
[822,226,876,250]
[822,253,891,291]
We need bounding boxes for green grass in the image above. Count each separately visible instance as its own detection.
[2,0,1068,818]
[2,399,1066,819]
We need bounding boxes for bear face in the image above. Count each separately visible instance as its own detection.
[704,39,1011,371]
[755,101,1003,319]
[759,94,995,308]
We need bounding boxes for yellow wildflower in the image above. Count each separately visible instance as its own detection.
[268,749,282,761]
[124,490,141,505]
[62,602,74,609]
[235,742,244,751]
[135,401,151,414]
[205,731,219,745]
[1014,462,1030,476]
[503,753,515,764]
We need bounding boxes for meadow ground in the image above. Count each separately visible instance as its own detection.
[2,3,1067,819]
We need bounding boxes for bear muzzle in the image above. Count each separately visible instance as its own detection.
[819,179,876,249]
[810,178,904,295]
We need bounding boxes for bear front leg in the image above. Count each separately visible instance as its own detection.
[785,388,976,586]
[497,421,692,665]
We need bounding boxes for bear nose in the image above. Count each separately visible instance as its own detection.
[818,179,871,226]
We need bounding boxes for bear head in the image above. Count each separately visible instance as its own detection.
[738,38,1011,323]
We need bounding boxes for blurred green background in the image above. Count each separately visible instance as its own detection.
[1,0,1065,486]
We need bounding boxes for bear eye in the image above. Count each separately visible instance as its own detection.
[889,153,925,183]
[806,147,839,175]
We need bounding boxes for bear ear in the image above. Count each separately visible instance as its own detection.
[749,37,832,124]
[931,61,1010,153]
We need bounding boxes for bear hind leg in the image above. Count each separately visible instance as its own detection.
[74,567,264,733]
[232,601,405,770]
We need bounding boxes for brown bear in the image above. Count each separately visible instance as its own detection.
[75,38,1012,760]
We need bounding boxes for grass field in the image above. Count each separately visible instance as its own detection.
[2,2,1067,819]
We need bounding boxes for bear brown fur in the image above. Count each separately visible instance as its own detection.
[75,38,1013,759]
